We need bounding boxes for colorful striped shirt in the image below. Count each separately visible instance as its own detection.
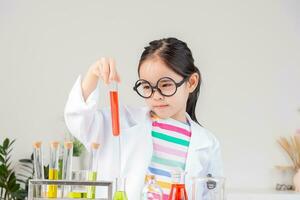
[147,114,191,200]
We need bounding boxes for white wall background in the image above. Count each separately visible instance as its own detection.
[0,0,299,191]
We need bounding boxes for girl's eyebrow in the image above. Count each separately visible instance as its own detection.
[139,79,154,85]
[141,77,174,85]
[159,79,171,83]
[139,78,155,85]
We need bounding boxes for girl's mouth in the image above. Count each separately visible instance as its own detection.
[153,105,169,108]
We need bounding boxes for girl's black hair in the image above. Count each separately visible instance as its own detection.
[138,37,202,124]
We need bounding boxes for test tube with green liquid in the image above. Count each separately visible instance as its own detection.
[87,142,100,199]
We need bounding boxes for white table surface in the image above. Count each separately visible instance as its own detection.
[227,189,300,200]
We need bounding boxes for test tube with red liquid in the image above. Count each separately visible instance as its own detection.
[109,81,120,136]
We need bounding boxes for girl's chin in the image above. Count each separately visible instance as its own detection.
[153,108,173,119]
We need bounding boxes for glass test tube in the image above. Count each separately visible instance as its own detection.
[62,141,73,197]
[33,141,44,179]
[87,142,100,199]
[48,141,59,198]
[33,141,45,198]
[109,81,122,181]
[62,141,73,180]
[109,81,120,136]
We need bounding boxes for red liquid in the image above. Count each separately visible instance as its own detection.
[168,184,188,200]
[110,91,120,136]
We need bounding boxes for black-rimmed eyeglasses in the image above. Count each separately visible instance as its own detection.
[133,76,188,98]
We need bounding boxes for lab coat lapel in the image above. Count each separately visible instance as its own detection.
[185,113,210,176]
[184,114,212,197]
[120,106,153,176]
[120,107,153,200]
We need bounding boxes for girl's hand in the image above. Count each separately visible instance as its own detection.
[82,57,121,101]
[89,57,121,84]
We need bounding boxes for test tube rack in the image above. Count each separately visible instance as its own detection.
[28,179,113,200]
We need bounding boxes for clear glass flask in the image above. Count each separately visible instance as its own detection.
[141,174,163,200]
[113,177,128,200]
[169,171,188,200]
[192,174,225,200]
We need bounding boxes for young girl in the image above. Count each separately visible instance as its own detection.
[64,37,223,199]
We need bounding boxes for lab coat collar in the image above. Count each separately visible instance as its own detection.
[185,113,211,150]
[126,105,211,151]
[125,106,212,182]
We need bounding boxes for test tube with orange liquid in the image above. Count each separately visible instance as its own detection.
[109,81,123,183]
[109,81,120,136]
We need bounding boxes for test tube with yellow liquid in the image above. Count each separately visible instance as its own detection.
[48,141,59,198]
[87,142,100,199]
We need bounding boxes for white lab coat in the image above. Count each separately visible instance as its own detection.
[64,76,223,200]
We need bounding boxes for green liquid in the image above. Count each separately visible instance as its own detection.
[87,171,97,199]
[68,191,87,198]
[58,159,63,180]
[113,191,128,200]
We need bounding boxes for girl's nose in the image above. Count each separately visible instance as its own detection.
[152,89,164,100]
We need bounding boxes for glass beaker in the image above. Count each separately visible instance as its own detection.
[192,174,225,200]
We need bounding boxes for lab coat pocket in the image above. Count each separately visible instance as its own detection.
[193,147,210,177]
[186,147,209,199]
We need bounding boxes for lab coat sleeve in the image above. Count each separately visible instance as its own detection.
[64,75,141,150]
[64,75,103,149]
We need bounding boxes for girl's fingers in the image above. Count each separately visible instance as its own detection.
[100,57,110,84]
[116,73,121,83]
[94,60,101,77]
[108,58,118,82]
[96,57,120,84]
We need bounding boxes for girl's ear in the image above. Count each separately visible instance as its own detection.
[187,72,199,93]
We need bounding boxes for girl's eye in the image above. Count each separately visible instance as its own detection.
[143,85,151,90]
[162,83,173,87]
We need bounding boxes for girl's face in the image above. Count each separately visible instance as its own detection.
[139,57,197,122]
